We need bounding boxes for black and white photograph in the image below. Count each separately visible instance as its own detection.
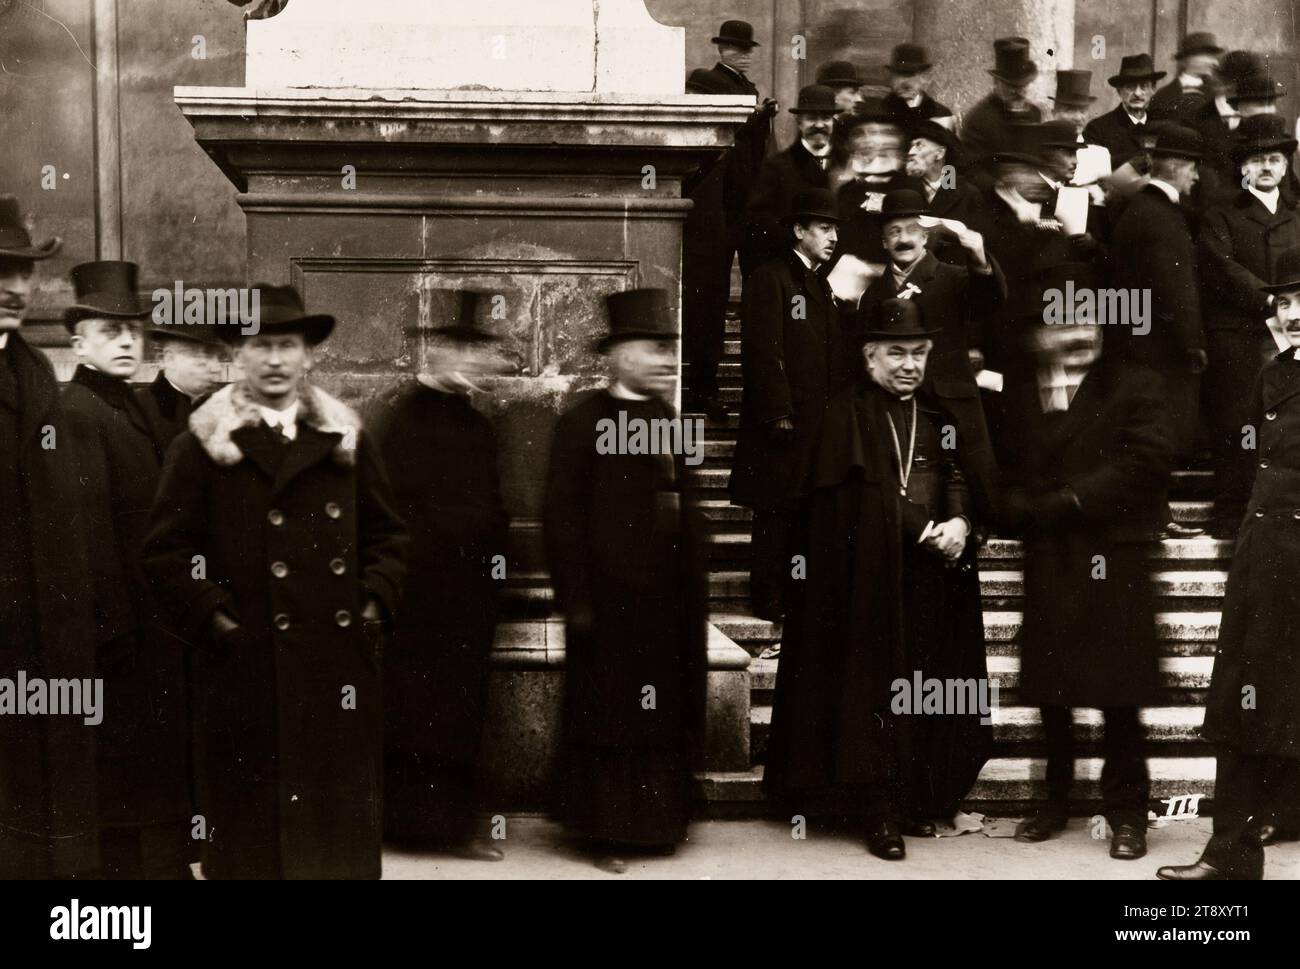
[2,0,1299,944]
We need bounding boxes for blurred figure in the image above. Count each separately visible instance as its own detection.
[1050,70,1111,194]
[881,44,953,130]
[960,37,1043,184]
[904,118,992,265]
[1189,50,1265,207]
[1150,32,1223,122]
[834,111,927,264]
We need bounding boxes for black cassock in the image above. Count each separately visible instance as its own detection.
[543,390,708,848]
[371,382,508,845]
[764,380,991,822]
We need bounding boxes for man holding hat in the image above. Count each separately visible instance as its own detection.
[960,38,1043,182]
[881,44,954,130]
[543,288,708,874]
[1084,53,1167,171]
[0,196,99,879]
[1160,247,1300,879]
[369,290,509,861]
[62,259,194,878]
[764,297,991,861]
[1199,114,1300,536]
[742,84,836,272]
[1150,31,1224,123]
[137,319,226,454]
[143,284,407,879]
[730,189,847,621]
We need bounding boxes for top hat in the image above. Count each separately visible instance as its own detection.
[220,284,335,345]
[989,37,1038,84]
[404,289,501,342]
[888,43,932,75]
[1174,32,1223,60]
[881,189,928,222]
[1051,69,1097,106]
[0,195,61,261]
[1150,123,1203,160]
[815,60,863,88]
[1262,247,1300,294]
[861,297,942,342]
[712,20,759,49]
[146,319,228,348]
[1039,119,1082,151]
[596,288,678,352]
[63,261,149,330]
[786,188,842,225]
[1229,72,1287,106]
[790,84,839,115]
[1231,113,1299,164]
[1218,50,1264,86]
[1108,53,1167,87]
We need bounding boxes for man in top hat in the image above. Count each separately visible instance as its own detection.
[816,60,865,116]
[1001,262,1174,860]
[904,118,992,266]
[368,290,509,861]
[1198,115,1300,537]
[0,196,99,879]
[764,297,992,861]
[1159,247,1300,879]
[143,284,407,879]
[1107,124,1207,539]
[730,189,847,621]
[1084,54,1168,174]
[61,259,194,878]
[881,44,954,131]
[960,38,1043,184]
[856,189,1005,523]
[742,84,836,272]
[543,288,708,874]
[136,319,226,454]
[683,19,778,421]
[1150,32,1224,123]
[1050,70,1112,193]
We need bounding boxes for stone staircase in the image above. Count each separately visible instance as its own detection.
[686,306,1228,817]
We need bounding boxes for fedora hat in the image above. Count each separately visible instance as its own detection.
[989,37,1038,84]
[785,188,841,225]
[0,195,61,261]
[1231,114,1299,164]
[1108,53,1166,87]
[63,261,149,330]
[815,60,863,88]
[1174,32,1223,60]
[712,20,759,49]
[1051,69,1097,106]
[403,289,501,342]
[888,43,932,75]
[1229,72,1286,106]
[1150,123,1203,160]
[1263,247,1300,294]
[861,297,942,342]
[596,288,678,352]
[881,189,928,222]
[789,84,838,115]
[220,284,335,345]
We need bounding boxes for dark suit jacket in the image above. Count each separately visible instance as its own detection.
[1083,105,1156,170]
[743,139,831,271]
[686,62,771,220]
[959,93,1041,171]
[1200,189,1300,332]
[881,91,954,126]
[834,171,929,265]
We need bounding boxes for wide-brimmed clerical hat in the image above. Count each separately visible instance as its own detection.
[1231,114,1299,164]
[595,288,678,352]
[861,297,942,342]
[0,195,61,261]
[1174,32,1223,60]
[403,289,501,342]
[888,43,932,75]
[789,84,838,115]
[1051,69,1097,106]
[1108,53,1166,87]
[989,37,1038,84]
[63,261,150,331]
[712,20,759,49]
[1262,247,1300,294]
[219,284,335,346]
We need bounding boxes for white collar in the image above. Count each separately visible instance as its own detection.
[718,62,745,81]
[609,381,653,401]
[1248,184,1281,214]
[0,333,8,350]
[1178,72,1204,90]
[793,248,815,270]
[258,400,300,439]
[904,93,922,108]
[1122,106,1148,125]
[1215,94,1237,119]
[1148,178,1181,204]
[800,138,832,158]
[165,375,202,402]
[1039,171,1063,191]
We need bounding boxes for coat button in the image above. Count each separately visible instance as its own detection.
[267,509,285,526]
[1294,510,1300,520]
[1256,509,1266,518]
[1260,459,1271,469]
[325,502,342,520]
[334,610,352,628]
[329,558,346,575]
[1266,410,1278,421]
[274,613,291,631]
[271,561,289,579]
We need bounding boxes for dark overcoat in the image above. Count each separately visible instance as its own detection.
[1200,190,1300,333]
[958,93,1042,184]
[927,176,994,266]
[742,139,831,271]
[0,335,98,878]
[1203,352,1300,758]
[881,91,954,126]
[63,365,192,830]
[143,382,407,879]
[1082,105,1154,170]
[730,250,847,511]
[834,171,928,266]
[136,372,197,456]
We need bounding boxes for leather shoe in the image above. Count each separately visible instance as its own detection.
[866,820,906,860]
[1157,860,1250,881]
[455,839,505,862]
[901,818,937,838]
[1014,814,1067,843]
[1110,823,1147,860]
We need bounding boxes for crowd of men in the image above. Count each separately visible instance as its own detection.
[1,18,1299,881]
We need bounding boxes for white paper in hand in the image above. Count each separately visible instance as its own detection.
[1054,186,1090,236]
[917,215,968,237]
[975,369,1004,393]
[827,255,875,304]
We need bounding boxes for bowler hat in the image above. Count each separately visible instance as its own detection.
[404,289,501,342]
[220,284,335,345]
[1229,72,1286,106]
[908,117,958,153]
[861,297,942,342]
[989,37,1038,84]
[1039,119,1081,151]
[1231,114,1298,164]
[785,188,841,225]
[881,189,928,221]
[0,195,61,261]
[712,20,759,49]
[789,84,838,115]
[1262,247,1300,294]
[1174,32,1223,60]
[63,261,149,330]
[815,61,863,88]
[1150,124,1203,160]
[1218,50,1263,86]
[147,319,228,348]
[888,43,932,75]
[1051,69,1097,106]
[1108,53,1166,87]
[991,122,1043,166]
[596,288,678,352]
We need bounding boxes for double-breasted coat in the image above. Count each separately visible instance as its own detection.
[143,381,407,879]
[0,335,98,878]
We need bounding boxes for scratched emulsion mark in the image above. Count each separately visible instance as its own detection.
[0,0,100,79]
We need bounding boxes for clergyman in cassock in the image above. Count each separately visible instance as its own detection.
[61,261,193,879]
[371,290,510,861]
[1160,249,1300,880]
[543,289,708,875]
[136,319,226,454]
[763,298,992,861]
[143,285,408,879]
[0,196,99,880]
